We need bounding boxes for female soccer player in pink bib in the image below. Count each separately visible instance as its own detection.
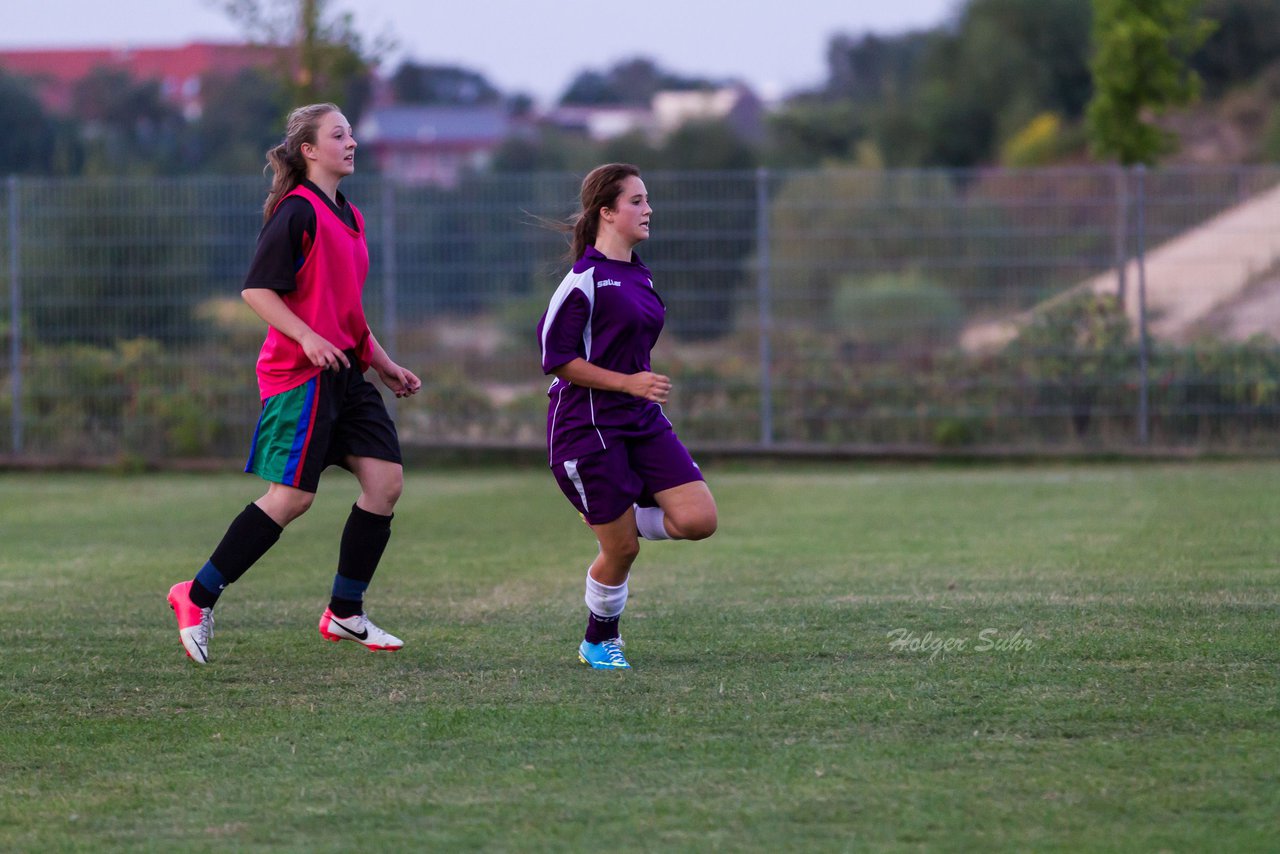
[167,103,421,664]
[538,163,718,669]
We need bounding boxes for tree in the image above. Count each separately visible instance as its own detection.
[213,0,387,120]
[389,62,501,106]
[655,120,758,170]
[964,0,1094,123]
[804,0,1092,168]
[0,69,76,175]
[764,102,866,167]
[490,128,597,174]
[901,0,1092,167]
[1086,0,1216,164]
[1192,0,1280,95]
[824,31,933,105]
[24,182,213,345]
[185,67,290,173]
[767,169,979,324]
[559,58,718,106]
[71,67,186,175]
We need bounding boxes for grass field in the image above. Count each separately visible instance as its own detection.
[1,461,1278,851]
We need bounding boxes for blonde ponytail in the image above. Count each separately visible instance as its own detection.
[262,102,341,222]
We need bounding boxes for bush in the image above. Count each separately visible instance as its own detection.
[21,337,251,460]
[829,272,965,353]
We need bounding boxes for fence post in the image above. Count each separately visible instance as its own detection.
[1134,164,1150,446]
[1113,165,1128,307]
[380,180,399,409]
[755,167,774,447]
[7,175,21,456]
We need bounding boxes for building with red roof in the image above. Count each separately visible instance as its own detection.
[0,42,282,118]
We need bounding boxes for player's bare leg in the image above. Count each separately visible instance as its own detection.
[578,508,640,669]
[647,480,718,541]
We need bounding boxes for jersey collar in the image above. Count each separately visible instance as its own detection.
[584,245,647,270]
[301,178,350,220]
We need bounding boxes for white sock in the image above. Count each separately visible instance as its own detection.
[634,505,672,541]
[584,573,628,618]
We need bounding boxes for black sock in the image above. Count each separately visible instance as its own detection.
[191,503,283,608]
[328,504,392,616]
[584,612,621,644]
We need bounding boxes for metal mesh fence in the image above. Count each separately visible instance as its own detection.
[3,165,1280,463]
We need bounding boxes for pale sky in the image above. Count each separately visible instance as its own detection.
[6,0,960,104]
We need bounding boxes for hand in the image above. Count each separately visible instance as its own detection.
[625,371,671,403]
[376,362,422,398]
[299,331,350,372]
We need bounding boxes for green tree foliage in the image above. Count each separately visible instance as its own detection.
[823,31,934,105]
[559,58,719,106]
[71,68,186,175]
[972,0,1095,122]
[389,62,501,106]
[792,0,1091,168]
[0,69,77,175]
[20,181,220,346]
[1086,0,1216,165]
[830,271,965,355]
[490,129,599,174]
[639,169,756,340]
[186,67,290,173]
[769,31,932,167]
[653,120,758,171]
[904,0,1092,166]
[1007,293,1133,437]
[1192,0,1280,95]
[597,131,658,169]
[764,102,866,167]
[214,0,385,120]
[767,169,982,320]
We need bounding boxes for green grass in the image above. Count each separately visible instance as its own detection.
[1,462,1278,851]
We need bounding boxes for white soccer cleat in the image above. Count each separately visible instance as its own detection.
[318,609,403,651]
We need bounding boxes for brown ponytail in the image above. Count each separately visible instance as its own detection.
[262,102,341,222]
[564,163,642,262]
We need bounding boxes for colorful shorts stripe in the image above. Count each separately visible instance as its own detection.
[245,361,401,493]
[245,378,322,489]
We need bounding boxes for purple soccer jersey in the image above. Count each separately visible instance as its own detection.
[538,246,672,466]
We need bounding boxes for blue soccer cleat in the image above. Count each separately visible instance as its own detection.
[578,637,630,669]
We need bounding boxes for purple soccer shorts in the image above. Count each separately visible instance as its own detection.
[552,428,704,525]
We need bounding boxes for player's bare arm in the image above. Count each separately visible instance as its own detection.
[367,334,422,398]
[552,357,670,403]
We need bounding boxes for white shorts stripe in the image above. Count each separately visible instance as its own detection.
[563,459,589,512]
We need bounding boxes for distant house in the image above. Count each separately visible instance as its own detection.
[356,104,511,187]
[0,42,281,119]
[652,85,764,142]
[542,84,764,144]
[542,105,653,141]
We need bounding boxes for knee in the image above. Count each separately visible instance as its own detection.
[362,467,403,513]
[672,509,717,541]
[288,490,316,518]
[378,471,404,508]
[266,489,315,525]
[602,536,641,566]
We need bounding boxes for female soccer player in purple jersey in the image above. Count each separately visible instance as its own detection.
[165,103,421,664]
[538,163,718,669]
